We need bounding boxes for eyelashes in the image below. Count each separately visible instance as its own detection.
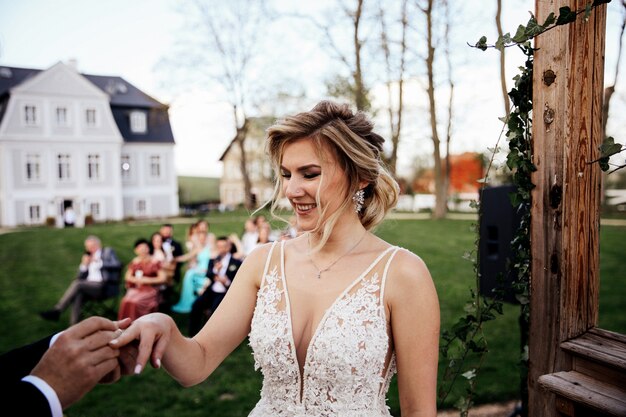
[280,172,321,179]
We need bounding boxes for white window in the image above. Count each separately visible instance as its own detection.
[250,160,261,180]
[227,160,241,179]
[136,199,147,216]
[24,105,38,125]
[28,205,41,223]
[87,154,101,180]
[121,154,131,180]
[57,153,71,180]
[56,107,68,126]
[263,161,272,179]
[25,153,41,181]
[130,111,147,134]
[150,155,161,178]
[86,108,97,127]
[89,202,101,218]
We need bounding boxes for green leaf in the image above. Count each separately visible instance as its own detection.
[542,12,556,27]
[598,136,623,158]
[525,17,544,37]
[467,340,487,353]
[464,302,477,314]
[556,6,577,25]
[475,36,488,51]
[511,24,528,43]
[584,3,593,19]
[495,33,511,51]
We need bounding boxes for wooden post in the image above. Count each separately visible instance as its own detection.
[529,1,607,416]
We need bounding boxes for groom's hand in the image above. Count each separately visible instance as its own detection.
[31,316,130,409]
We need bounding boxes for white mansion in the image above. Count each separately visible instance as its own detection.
[0,62,179,227]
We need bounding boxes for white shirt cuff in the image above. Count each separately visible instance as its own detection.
[21,375,63,417]
[49,332,62,347]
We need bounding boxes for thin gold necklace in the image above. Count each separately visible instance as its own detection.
[307,231,367,279]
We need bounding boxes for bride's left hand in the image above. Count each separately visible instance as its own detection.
[109,313,175,374]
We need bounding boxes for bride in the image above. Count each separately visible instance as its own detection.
[110,101,440,417]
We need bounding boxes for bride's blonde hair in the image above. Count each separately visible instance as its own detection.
[264,101,399,249]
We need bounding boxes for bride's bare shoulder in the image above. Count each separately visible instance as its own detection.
[385,247,436,298]
[236,242,278,287]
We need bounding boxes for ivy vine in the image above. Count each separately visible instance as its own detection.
[438,2,617,416]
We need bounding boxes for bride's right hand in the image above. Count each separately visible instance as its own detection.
[109,312,175,374]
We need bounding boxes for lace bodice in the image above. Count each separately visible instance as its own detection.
[248,241,400,417]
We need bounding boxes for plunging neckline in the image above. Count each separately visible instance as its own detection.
[279,240,395,403]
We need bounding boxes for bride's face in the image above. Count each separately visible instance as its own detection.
[280,137,348,232]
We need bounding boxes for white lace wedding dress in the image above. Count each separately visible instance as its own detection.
[248,241,401,417]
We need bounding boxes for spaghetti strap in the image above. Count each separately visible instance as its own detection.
[380,247,401,307]
[260,241,278,289]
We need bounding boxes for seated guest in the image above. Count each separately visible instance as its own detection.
[118,239,167,322]
[240,218,258,256]
[188,236,242,336]
[40,236,121,325]
[150,232,177,312]
[159,223,184,284]
[150,232,176,285]
[171,228,211,313]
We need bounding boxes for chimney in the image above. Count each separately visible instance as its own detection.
[66,59,78,71]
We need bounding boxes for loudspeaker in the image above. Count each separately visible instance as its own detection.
[478,185,522,304]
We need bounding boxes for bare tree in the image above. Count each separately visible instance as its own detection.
[496,0,511,118]
[379,0,408,176]
[443,0,455,200]
[177,0,268,210]
[603,0,626,139]
[296,0,371,111]
[418,0,447,219]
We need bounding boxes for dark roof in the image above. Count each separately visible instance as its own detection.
[0,66,41,98]
[0,65,174,143]
[83,74,165,108]
[112,107,174,144]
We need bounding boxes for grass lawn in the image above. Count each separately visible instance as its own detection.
[0,212,623,416]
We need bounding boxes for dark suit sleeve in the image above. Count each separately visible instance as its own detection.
[0,336,54,417]
[172,240,184,258]
[102,247,122,271]
[205,259,216,279]
[6,381,53,417]
[0,336,52,382]
[101,247,122,285]
[226,258,242,282]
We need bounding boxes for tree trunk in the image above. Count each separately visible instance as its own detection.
[380,0,407,177]
[496,0,510,118]
[353,0,367,111]
[443,0,454,204]
[233,107,253,210]
[425,0,447,219]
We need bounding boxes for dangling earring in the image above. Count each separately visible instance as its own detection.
[353,189,365,213]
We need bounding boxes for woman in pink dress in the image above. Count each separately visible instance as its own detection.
[118,238,167,321]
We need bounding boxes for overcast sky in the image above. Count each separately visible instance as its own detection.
[1,0,624,178]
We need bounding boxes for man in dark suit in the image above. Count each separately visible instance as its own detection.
[188,236,242,336]
[0,316,135,417]
[159,224,184,311]
[40,235,122,324]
